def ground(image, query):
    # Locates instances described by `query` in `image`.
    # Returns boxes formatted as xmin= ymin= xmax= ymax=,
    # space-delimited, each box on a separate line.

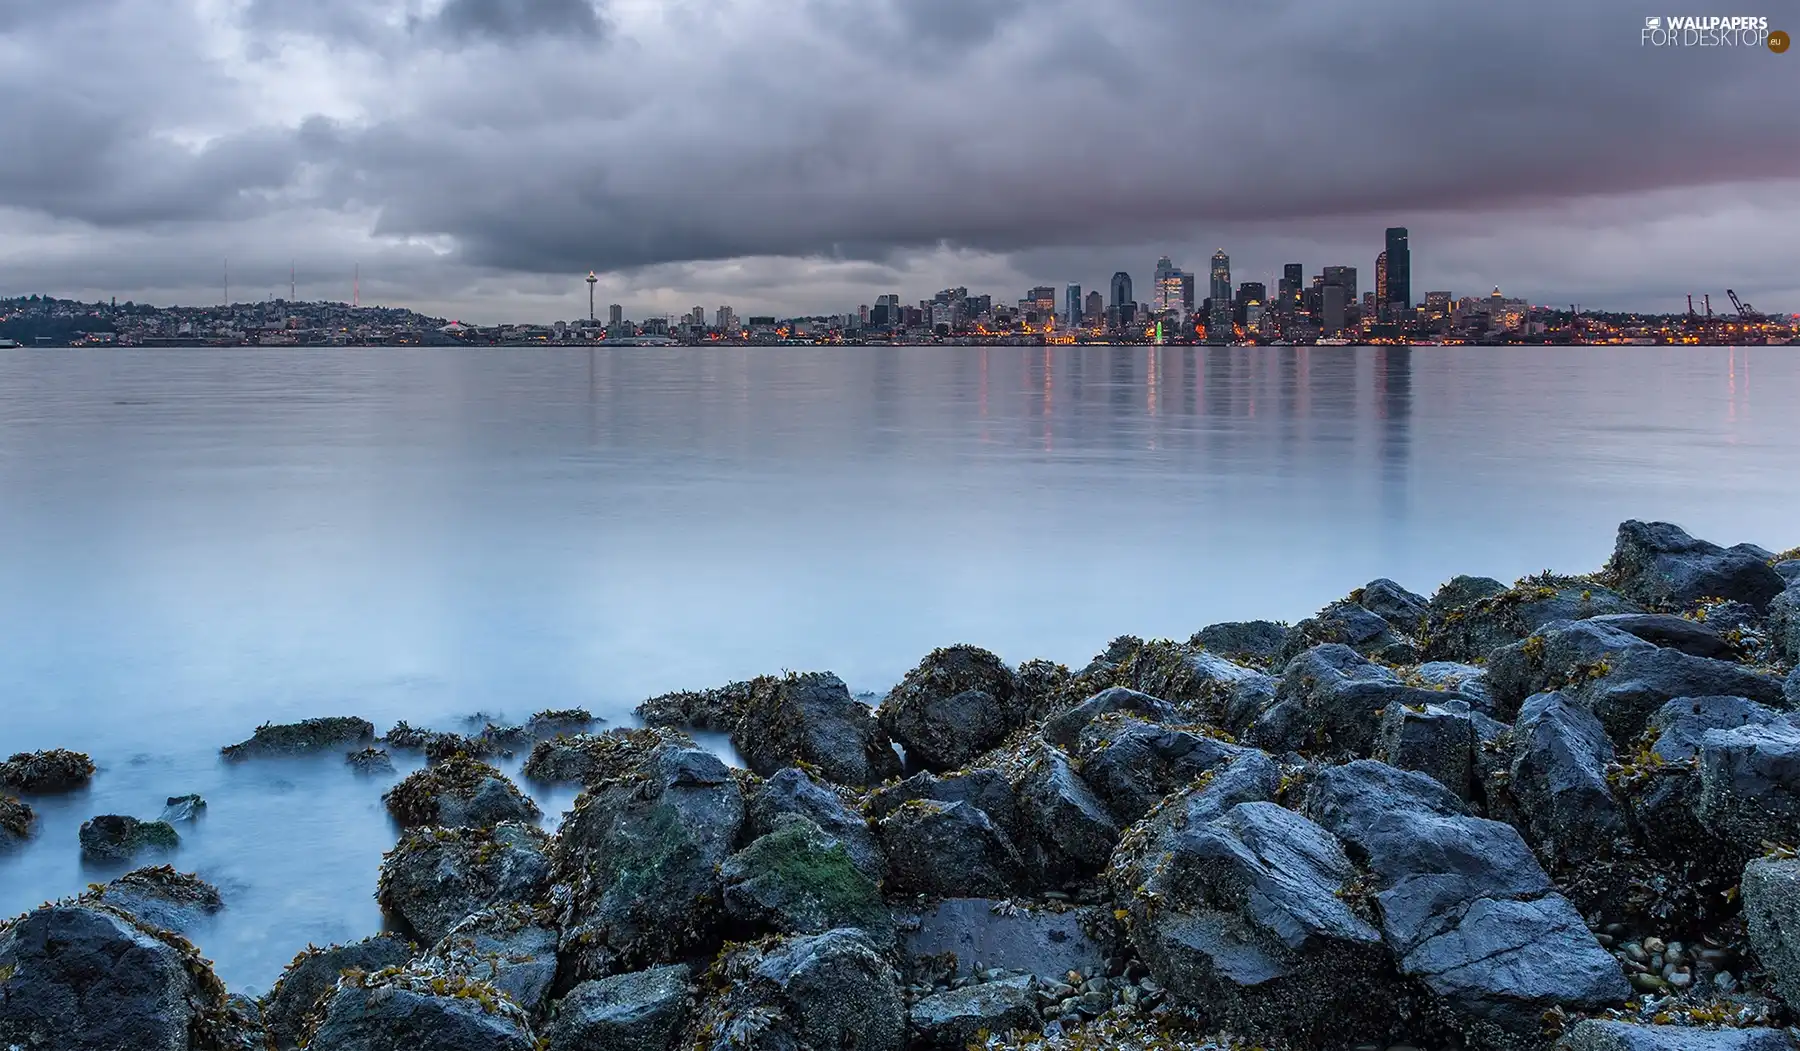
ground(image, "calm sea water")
xmin=0 ymin=344 xmax=1794 ymax=991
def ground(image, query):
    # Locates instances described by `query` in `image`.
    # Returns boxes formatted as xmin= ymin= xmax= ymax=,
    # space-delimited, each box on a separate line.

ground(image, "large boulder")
xmin=1507 ymin=692 xmax=1627 ymax=867
xmin=1111 ymin=797 xmax=1395 ymax=1047
xmin=1042 ymin=686 xmax=1178 ymax=748
xmin=1374 ymin=699 xmax=1479 ymax=800
xmin=383 ymin=756 xmax=540 ymax=830
xmin=1692 ymin=718 xmax=1800 ymax=857
xmin=1247 ymin=643 xmax=1455 ymax=757
xmin=0 ymin=902 xmax=241 ymax=1051
xmin=1571 ymin=647 xmax=1788 ymax=741
xmin=426 ymin=905 xmax=561 ymax=1017
xmin=1096 ymin=639 xmax=1271 ymax=721
xmin=521 ymin=726 xmax=693 ymax=787
xmin=1357 ymin=578 xmax=1432 ymax=633
xmin=1276 ymin=600 xmax=1419 ymax=666
xmin=1586 ymin=612 xmax=1738 ymax=658
xmin=554 ymin=744 xmax=744 ymax=978
xmin=78 ymin=814 xmax=179 ymax=863
xmin=303 ymin=963 xmax=536 ymax=1051
xmin=0 ymin=748 xmax=96 ymax=792
xmin=1191 ymin=620 xmax=1291 ymax=667
xmin=877 ymin=799 xmax=1028 ymax=898
xmin=1556 ymin=1020 xmax=1796 ymax=1050
xmin=897 ymin=898 xmax=1110 ymax=984
xmin=732 ymin=672 xmax=902 ymax=787
xmin=1421 ymin=575 xmax=1642 ymax=663
xmin=866 ymin=768 xmax=1022 ymax=844
xmin=1608 ymin=520 xmax=1787 ymax=612
xmin=721 ymin=815 xmax=891 ymax=941
xmin=686 ymin=928 xmax=904 ymax=1051
xmin=746 ymin=767 xmax=885 ymax=883
xmin=85 ymin=865 xmax=223 ymax=934
xmin=221 ymin=716 xmax=375 ymax=759
xmin=1305 ymin=761 xmax=1628 ymax=1045
xmin=1484 ymin=619 xmax=1658 ymax=718
xmin=1414 ymin=661 xmax=1494 ymax=710
xmin=1012 ymin=745 xmax=1118 ymax=884
xmin=261 ymin=934 xmax=416 ymax=1050
xmin=1772 ymin=585 xmax=1800 ymax=664
xmin=1742 ymin=856 xmax=1800 ymax=1014
xmin=543 ymin=964 xmax=693 ymax=1051
xmin=879 ymin=645 xmax=1023 ymax=771
xmin=907 ymin=975 xmax=1040 ymax=1049
xmin=1613 ymin=696 xmax=1785 ymax=869
xmin=1428 ymin=574 xmax=1510 ymax=617
xmin=378 ymin=822 xmax=553 ymax=944
xmin=636 ymin=677 xmax=766 ymax=731
xmin=1073 ymin=713 xmax=1257 ymax=823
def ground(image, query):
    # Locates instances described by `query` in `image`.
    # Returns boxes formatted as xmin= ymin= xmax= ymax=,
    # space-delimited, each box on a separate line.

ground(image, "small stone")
xmin=1665 ymin=970 xmax=1692 ymax=988
xmin=1715 ymin=970 xmax=1738 ymax=993
xmin=158 ymin=795 xmax=206 ymax=823
xmin=1623 ymin=941 xmax=1648 ymax=962
xmin=1630 ymin=972 xmax=1669 ymax=993
xmin=1643 ymin=936 xmax=1667 ymax=953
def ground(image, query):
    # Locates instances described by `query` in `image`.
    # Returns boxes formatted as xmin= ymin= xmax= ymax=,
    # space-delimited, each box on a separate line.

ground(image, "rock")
xmin=1484 ymin=619 xmax=1658 ymax=718
xmin=381 ymin=720 xmax=471 ymax=758
xmin=521 ymin=726 xmax=693 ymax=786
xmin=1421 ymin=575 xmax=1642 ymax=663
xmin=0 ymin=747 xmax=96 ymax=792
xmin=1042 ymin=686 xmax=1178 ymax=748
xmin=1277 ymin=599 xmax=1419 ymax=665
xmin=1111 ymin=798 xmax=1394 ymax=1047
xmin=879 ymin=645 xmax=1024 ymax=771
xmin=261 ymin=934 xmax=417 ymax=1050
xmin=378 ymin=821 xmax=553 ymax=944
xmin=1247 ymin=643 xmax=1453 ymax=757
xmin=1586 ymin=612 xmax=1738 ymax=658
xmin=524 ymin=707 xmax=598 ymax=737
xmin=908 ymin=975 xmax=1041 ymax=1048
xmin=1608 ymin=520 xmax=1788 ymax=611
xmin=866 ymin=768 xmax=1022 ymax=842
xmin=1413 ymin=661 xmax=1494 ymax=710
xmin=158 ymin=794 xmax=206 ymax=823
xmin=686 ymin=928 xmax=903 ymax=1051
xmin=555 ymin=744 xmax=745 ymax=978
xmin=1111 ymin=640 xmax=1271 ymax=719
xmin=1742 ymin=856 xmax=1800 ymax=1014
xmin=1305 ymin=760 xmax=1628 ymax=1044
xmin=1191 ymin=620 xmax=1291 ymax=667
xmin=1693 ymin=718 xmax=1800 ymax=857
xmin=221 ymin=716 xmax=375 ymax=759
xmin=1012 ymin=745 xmax=1118 ymax=884
xmin=0 ymin=902 xmax=241 ymax=1051
xmin=1772 ymin=586 xmax=1800 ymax=664
xmin=1613 ymin=696 xmax=1785 ymax=868
xmin=0 ymin=795 xmax=32 ymax=841
xmin=344 ymin=748 xmax=395 ymax=775
xmin=877 ymin=799 xmax=1028 ymax=898
xmin=1777 ymin=560 xmax=1800 ymax=585
xmin=732 ymin=672 xmax=902 ymax=788
xmin=303 ymin=962 xmax=536 ymax=1051
xmin=1555 ymin=1020 xmax=1797 ymax=1050
xmin=1073 ymin=713 xmax=1257 ymax=823
xmin=78 ymin=814 xmax=179 ymax=863
xmin=1013 ymin=658 xmax=1074 ymax=722
xmin=1507 ymin=692 xmax=1627 ymax=867
xmin=1359 ymin=578 xmax=1432 ymax=632
xmin=1573 ymin=647 xmax=1788 ymax=741
xmin=427 ymin=905 xmax=560 ymax=1017
xmin=383 ymin=755 xmax=540 ymax=829
xmin=1374 ymin=699 xmax=1478 ymax=800
xmin=1430 ymin=574 xmax=1511 ymax=614
xmin=721 ymin=815 xmax=892 ymax=940
xmin=86 ymin=865 xmax=223 ymax=933
xmin=746 ymin=767 xmax=885 ymax=883
xmin=1789 ymin=666 xmax=1800 ymax=707
xmin=897 ymin=898 xmax=1110 ymax=983
xmin=543 ymin=964 xmax=692 ymax=1051
xmin=637 ymin=676 xmax=767 ymax=731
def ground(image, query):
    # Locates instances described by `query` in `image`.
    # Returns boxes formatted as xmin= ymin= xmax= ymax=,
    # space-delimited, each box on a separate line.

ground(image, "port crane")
xmin=1726 ymin=289 xmax=1759 ymax=321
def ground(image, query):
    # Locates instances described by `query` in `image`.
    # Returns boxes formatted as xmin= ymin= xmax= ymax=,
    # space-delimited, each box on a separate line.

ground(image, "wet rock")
xmin=1014 ymin=658 xmax=1074 ymax=722
xmin=1111 ymin=797 xmax=1394 ymax=1047
xmin=1555 ymin=1019 xmax=1796 ymax=1050
xmin=381 ymin=720 xmax=464 ymax=756
xmin=1586 ymin=612 xmax=1738 ymax=658
xmin=383 ymin=755 xmax=540 ymax=829
xmin=1374 ymin=698 xmax=1478 ymax=800
xmin=1013 ymin=745 xmax=1118 ymax=884
xmin=303 ymin=962 xmax=537 ymax=1051
xmin=78 ymin=814 xmax=179 ymax=863
xmin=721 ymin=815 xmax=892 ymax=941
xmin=879 ymin=645 xmax=1024 ymax=771
xmin=1358 ymin=578 xmax=1432 ymax=633
xmin=554 ymin=744 xmax=744 ymax=978
xmin=1608 ymin=520 xmax=1788 ymax=612
xmin=1420 ymin=575 xmax=1641 ymax=663
xmin=1073 ymin=713 xmax=1257 ymax=823
xmin=1789 ymin=666 xmax=1800 ymax=707
xmin=1572 ymin=647 xmax=1787 ymax=741
xmin=1115 ymin=641 xmax=1271 ymax=716
xmin=524 ymin=707 xmax=598 ymax=737
xmin=87 ymin=865 xmax=223 ymax=933
xmin=878 ymin=799 xmax=1029 ymax=898
xmin=378 ymin=821 xmax=553 ymax=944
xmin=344 ymin=747 xmax=395 ymax=775
xmin=521 ymin=726 xmax=693 ymax=787
xmin=426 ymin=904 xmax=560 ymax=1017
xmin=1508 ymin=692 xmax=1626 ymax=867
xmin=158 ymin=793 xmax=206 ymax=823
xmin=1305 ymin=760 xmax=1628 ymax=1045
xmin=1484 ymin=619 xmax=1657 ymax=718
xmin=637 ymin=676 xmax=768 ymax=732
xmin=747 ymin=767 xmax=885 ymax=882
xmin=1042 ymin=686 xmax=1178 ymax=749
xmin=1778 ymin=560 xmax=1800 ymax=585
xmin=1191 ymin=619 xmax=1291 ymax=667
xmin=543 ymin=964 xmax=692 ymax=1051
xmin=866 ymin=768 xmax=1022 ymax=843
xmin=1742 ymin=856 xmax=1800 ymax=1014
xmin=1414 ymin=661 xmax=1494 ymax=710
xmin=1772 ymin=585 xmax=1800 ymax=664
xmin=1613 ymin=696 xmax=1784 ymax=866
xmin=1693 ymin=717 xmax=1800 ymax=857
xmin=898 ymin=898 xmax=1110 ymax=983
xmin=261 ymin=934 xmax=416 ymax=1050
xmin=1429 ymin=574 xmax=1510 ymax=615
xmin=732 ymin=672 xmax=902 ymax=788
xmin=1247 ymin=643 xmax=1453 ymax=757
xmin=0 ymin=747 xmax=96 ymax=792
xmin=1277 ymin=599 xmax=1420 ymax=665
xmin=0 ymin=795 xmax=32 ymax=841
xmin=686 ymin=928 xmax=903 ymax=1051
xmin=221 ymin=716 xmax=375 ymax=759
xmin=0 ymin=902 xmax=241 ymax=1051
xmin=908 ymin=975 xmax=1041 ymax=1049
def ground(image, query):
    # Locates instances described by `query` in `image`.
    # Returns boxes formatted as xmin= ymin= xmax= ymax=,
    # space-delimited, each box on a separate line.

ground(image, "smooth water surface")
xmin=1 ymin=344 xmax=1794 ymax=990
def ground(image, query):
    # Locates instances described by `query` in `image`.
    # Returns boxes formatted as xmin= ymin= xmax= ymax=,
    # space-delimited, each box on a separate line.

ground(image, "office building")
xmin=1065 ymin=284 xmax=1082 ymax=326
xmin=1084 ymin=289 xmax=1103 ymax=323
xmin=1152 ymin=256 xmax=1186 ymax=316
xmin=1180 ymin=273 xmax=1196 ymax=314
xmin=1110 ymin=272 xmax=1133 ymax=310
xmin=1282 ymin=264 xmax=1303 ymax=312
xmin=1384 ymin=227 xmax=1410 ymax=318
xmin=1322 ymin=266 xmax=1357 ymax=308
xmin=1235 ymin=281 xmax=1266 ymax=326
xmin=1425 ymin=291 xmax=1452 ymax=320
xmin=1375 ymin=252 xmax=1388 ymax=321
xmin=1322 ymin=284 xmax=1347 ymax=334
xmin=607 ymin=303 xmax=623 ymax=327
xmin=1208 ymin=251 xmax=1231 ymax=343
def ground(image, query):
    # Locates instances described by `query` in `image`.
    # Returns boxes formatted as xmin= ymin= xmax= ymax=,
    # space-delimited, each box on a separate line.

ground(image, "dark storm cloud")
xmin=0 ymin=0 xmax=1797 ymax=315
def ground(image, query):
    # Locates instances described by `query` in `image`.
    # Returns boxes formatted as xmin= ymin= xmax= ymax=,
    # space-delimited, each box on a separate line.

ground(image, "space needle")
xmin=586 ymin=271 xmax=598 ymax=324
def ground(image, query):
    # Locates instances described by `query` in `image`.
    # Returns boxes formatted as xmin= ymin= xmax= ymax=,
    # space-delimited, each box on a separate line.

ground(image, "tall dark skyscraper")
xmin=1110 ymin=272 xmax=1134 ymax=310
xmin=1207 ymin=251 xmax=1231 ymax=343
xmin=1384 ymin=227 xmax=1410 ymax=317
xmin=1065 ymin=283 xmax=1082 ymax=326
xmin=1282 ymin=263 xmax=1303 ymax=312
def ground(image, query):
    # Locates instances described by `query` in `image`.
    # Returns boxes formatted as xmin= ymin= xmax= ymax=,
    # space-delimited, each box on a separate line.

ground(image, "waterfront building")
xmin=1375 ymin=252 xmax=1389 ymax=321
xmin=1282 ymin=264 xmax=1303 ymax=313
xmin=1065 ymin=283 xmax=1082 ymax=326
xmin=1234 ymin=281 xmax=1266 ymax=326
xmin=1180 ymin=273 xmax=1196 ymax=314
xmin=1084 ymin=290 xmax=1104 ymax=323
xmin=1110 ymin=272 xmax=1134 ymax=310
xmin=1425 ymin=291 xmax=1452 ymax=320
xmin=716 ymin=305 xmax=738 ymax=331
xmin=607 ymin=303 xmax=623 ymax=327
xmin=1208 ymin=251 xmax=1231 ymax=343
xmin=1152 ymin=256 xmax=1186 ymax=316
xmin=1322 ymin=266 xmax=1357 ymax=308
xmin=1385 ymin=227 xmax=1411 ymax=319
xmin=1322 ymin=285 xmax=1347 ymax=334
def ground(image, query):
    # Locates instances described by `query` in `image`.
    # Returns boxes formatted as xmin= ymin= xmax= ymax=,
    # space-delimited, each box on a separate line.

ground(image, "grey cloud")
xmin=416 ymin=0 xmax=606 ymax=42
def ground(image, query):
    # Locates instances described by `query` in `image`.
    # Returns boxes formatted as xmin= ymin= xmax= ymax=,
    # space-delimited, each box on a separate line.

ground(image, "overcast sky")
xmin=1 ymin=0 xmax=1796 ymax=323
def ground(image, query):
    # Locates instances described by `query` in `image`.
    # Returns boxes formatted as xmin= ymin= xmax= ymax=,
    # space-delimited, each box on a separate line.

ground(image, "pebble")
xmin=1643 ymin=936 xmax=1667 ymax=954
xmin=1666 ymin=971 xmax=1693 ymax=989
xmin=1622 ymin=942 xmax=1648 ymax=963
xmin=1715 ymin=971 xmax=1739 ymax=993
xmin=1631 ymin=973 xmax=1670 ymax=993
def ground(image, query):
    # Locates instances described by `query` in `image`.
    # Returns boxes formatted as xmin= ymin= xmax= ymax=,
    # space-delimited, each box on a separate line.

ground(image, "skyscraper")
xmin=1152 ymin=256 xmax=1185 ymax=316
xmin=607 ymin=303 xmax=623 ymax=327
xmin=1322 ymin=285 xmax=1347 ymax=335
xmin=1283 ymin=264 xmax=1303 ymax=312
xmin=1322 ymin=266 xmax=1357 ymax=307
xmin=1065 ymin=283 xmax=1082 ymax=326
xmin=1180 ymin=273 xmax=1195 ymax=314
xmin=1207 ymin=251 xmax=1231 ymax=343
xmin=1234 ymin=282 xmax=1266 ymax=326
xmin=1384 ymin=227 xmax=1410 ymax=320
xmin=1110 ymin=272 xmax=1133 ymax=310
xmin=1084 ymin=290 xmax=1103 ymax=322
xmin=1375 ymin=252 xmax=1389 ymax=321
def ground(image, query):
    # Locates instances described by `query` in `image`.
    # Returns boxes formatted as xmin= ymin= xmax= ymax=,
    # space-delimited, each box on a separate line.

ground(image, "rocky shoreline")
xmin=4 ymin=519 xmax=1800 ymax=1050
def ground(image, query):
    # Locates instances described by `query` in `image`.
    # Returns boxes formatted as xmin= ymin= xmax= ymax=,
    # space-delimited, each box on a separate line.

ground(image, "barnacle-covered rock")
xmin=1742 ymin=855 xmax=1800 ymax=1014
xmin=1010 ymin=744 xmax=1118 ymax=885
xmin=1506 ymin=691 xmax=1627 ymax=868
xmin=685 ymin=928 xmax=903 ymax=1051
xmin=1606 ymin=519 xmax=1788 ymax=612
xmin=0 ymin=794 xmax=32 ymax=841
xmin=637 ymin=676 xmax=769 ymax=732
xmin=1571 ymin=646 xmax=1787 ymax=741
xmin=221 ymin=716 xmax=375 ymax=759
xmin=378 ymin=821 xmax=553 ymax=944
xmin=732 ymin=672 xmax=901 ymax=788
xmin=878 ymin=645 xmax=1024 ymax=771
xmin=1420 ymin=573 xmax=1641 ymax=663
xmin=907 ymin=975 xmax=1041 ymax=1049
xmin=301 ymin=960 xmax=537 ymax=1051
xmin=1190 ymin=619 xmax=1291 ymax=667
xmin=1244 ymin=643 xmax=1461 ymax=757
xmin=424 ymin=904 xmax=560 ymax=1018
xmin=261 ymin=934 xmax=416 ymax=1050
xmin=1555 ymin=1019 xmax=1795 ymax=1050
xmin=1073 ymin=712 xmax=1258 ymax=823
xmin=84 ymin=865 xmax=222 ymax=934
xmin=543 ymin=964 xmax=693 ymax=1051
xmin=1276 ymin=598 xmax=1419 ymax=665
xmin=1484 ymin=619 xmax=1657 ymax=718
xmin=383 ymin=755 xmax=540 ymax=829
xmin=1373 ymin=697 xmax=1479 ymax=800
xmin=0 ymin=747 xmax=96 ymax=791
xmin=877 ymin=798 xmax=1028 ymax=898
xmin=521 ymin=726 xmax=693 ymax=786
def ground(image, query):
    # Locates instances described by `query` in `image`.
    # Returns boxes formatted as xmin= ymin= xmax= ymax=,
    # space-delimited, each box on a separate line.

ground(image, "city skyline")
xmin=1 ymin=1 xmax=1797 ymax=323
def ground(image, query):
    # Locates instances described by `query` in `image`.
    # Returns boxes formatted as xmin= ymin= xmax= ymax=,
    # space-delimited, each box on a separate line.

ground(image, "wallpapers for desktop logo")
xmin=1641 ymin=14 xmax=1777 ymax=47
